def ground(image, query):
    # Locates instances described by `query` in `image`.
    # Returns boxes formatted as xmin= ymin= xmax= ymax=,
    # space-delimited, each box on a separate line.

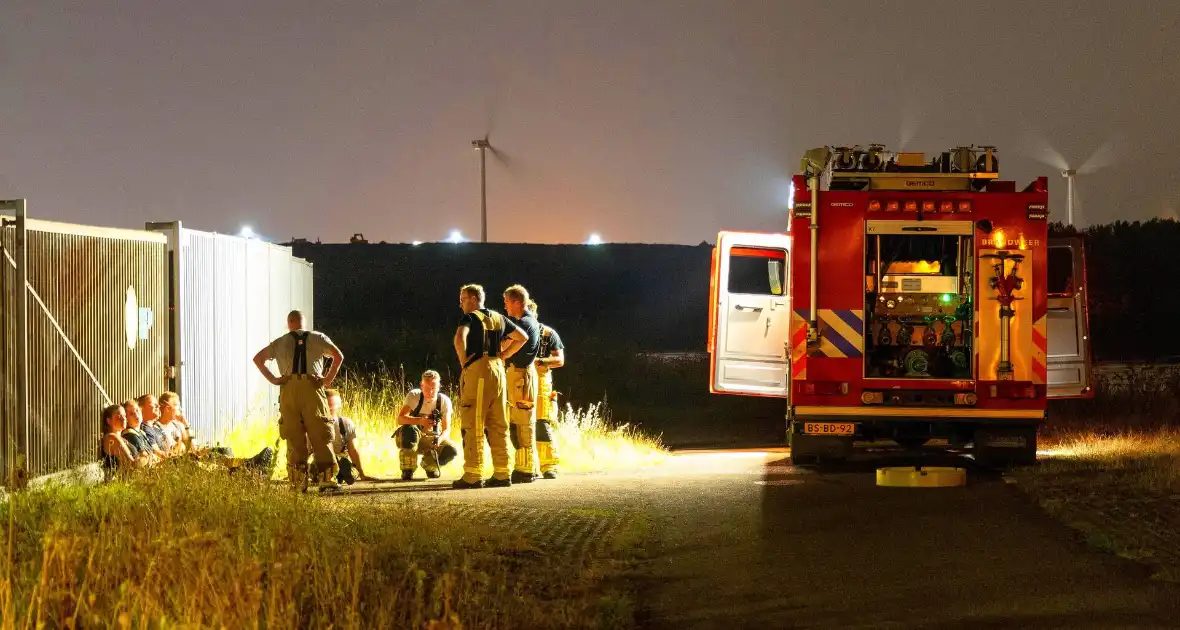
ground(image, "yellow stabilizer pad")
xmin=876 ymin=466 xmax=966 ymax=488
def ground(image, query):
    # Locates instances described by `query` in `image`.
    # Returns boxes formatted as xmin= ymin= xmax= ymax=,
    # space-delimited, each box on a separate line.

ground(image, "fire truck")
xmin=707 ymin=144 xmax=1093 ymax=467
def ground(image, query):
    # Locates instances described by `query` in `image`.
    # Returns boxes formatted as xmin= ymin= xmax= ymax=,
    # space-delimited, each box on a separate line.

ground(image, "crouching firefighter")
xmin=530 ymin=300 xmax=566 ymax=479
xmin=324 ymin=388 xmax=375 ymax=484
xmin=252 ymin=309 xmax=345 ymax=492
xmin=393 ymin=370 xmax=459 ymax=480
xmin=453 ymin=283 xmax=527 ymax=489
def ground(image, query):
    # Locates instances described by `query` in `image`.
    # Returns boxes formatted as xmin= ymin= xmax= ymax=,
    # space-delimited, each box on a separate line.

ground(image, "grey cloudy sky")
xmin=3 ymin=1 xmax=1178 ymax=244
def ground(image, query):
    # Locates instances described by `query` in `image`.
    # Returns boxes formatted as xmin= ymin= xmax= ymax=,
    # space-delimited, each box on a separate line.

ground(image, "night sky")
xmin=3 ymin=1 xmax=1178 ymax=244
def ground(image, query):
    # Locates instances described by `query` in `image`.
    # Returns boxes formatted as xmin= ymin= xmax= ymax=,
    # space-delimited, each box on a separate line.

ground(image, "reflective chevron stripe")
xmin=816 ymin=309 xmax=864 ymax=358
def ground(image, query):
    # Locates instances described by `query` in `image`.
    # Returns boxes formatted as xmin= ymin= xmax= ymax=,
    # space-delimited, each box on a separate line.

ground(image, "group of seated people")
xmin=100 ymin=391 xmax=274 ymax=478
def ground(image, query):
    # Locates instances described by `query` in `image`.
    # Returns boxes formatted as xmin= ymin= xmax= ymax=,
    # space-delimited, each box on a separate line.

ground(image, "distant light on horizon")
xmin=447 ymin=230 xmax=465 ymax=244
xmin=586 ymin=233 xmax=604 ymax=245
xmin=411 ymin=240 xmax=423 ymax=246
xmin=239 ymin=225 xmax=255 ymax=239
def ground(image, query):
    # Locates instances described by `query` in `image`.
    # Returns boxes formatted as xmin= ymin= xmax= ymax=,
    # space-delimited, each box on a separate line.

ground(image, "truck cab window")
xmin=728 ymin=248 xmax=786 ymax=295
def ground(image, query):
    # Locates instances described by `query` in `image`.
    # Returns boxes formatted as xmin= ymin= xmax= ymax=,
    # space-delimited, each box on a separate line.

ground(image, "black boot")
xmin=401 ymin=469 xmax=415 ymax=481
xmin=511 ymin=470 xmax=537 ymax=484
xmin=452 ymin=478 xmax=484 ymax=489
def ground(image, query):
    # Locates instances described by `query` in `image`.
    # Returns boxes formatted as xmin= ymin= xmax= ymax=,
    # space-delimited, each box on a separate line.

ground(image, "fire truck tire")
xmin=973 ymin=424 xmax=1037 ymax=469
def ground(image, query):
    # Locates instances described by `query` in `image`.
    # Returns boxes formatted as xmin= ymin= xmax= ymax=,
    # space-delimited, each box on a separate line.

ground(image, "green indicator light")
xmin=940 ymin=293 xmax=953 ymax=303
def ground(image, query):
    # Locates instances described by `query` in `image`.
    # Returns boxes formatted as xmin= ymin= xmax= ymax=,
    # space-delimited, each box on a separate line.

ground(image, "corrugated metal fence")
xmin=0 ymin=211 xmax=313 ymax=484
xmin=1 ymin=217 xmax=168 ymax=478
xmin=148 ymin=222 xmax=314 ymax=445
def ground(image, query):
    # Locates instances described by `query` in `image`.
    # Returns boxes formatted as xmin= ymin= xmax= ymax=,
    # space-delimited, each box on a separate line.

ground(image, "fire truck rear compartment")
xmin=864 ymin=227 xmax=974 ymax=380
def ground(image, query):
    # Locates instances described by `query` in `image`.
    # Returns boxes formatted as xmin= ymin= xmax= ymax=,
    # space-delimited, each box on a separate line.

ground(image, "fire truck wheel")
xmin=972 ymin=424 xmax=1037 ymax=469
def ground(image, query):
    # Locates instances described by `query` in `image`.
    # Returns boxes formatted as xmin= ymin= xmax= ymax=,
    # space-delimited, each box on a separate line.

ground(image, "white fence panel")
xmin=178 ymin=229 xmax=217 ymax=441
xmin=151 ymin=222 xmax=314 ymax=444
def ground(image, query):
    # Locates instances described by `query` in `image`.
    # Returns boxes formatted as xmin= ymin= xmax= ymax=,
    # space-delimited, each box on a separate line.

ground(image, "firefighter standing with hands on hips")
xmin=501 ymin=285 xmax=542 ymax=483
xmin=252 ymin=309 xmax=345 ymax=492
xmin=393 ymin=370 xmax=459 ymax=480
xmin=529 ymin=299 xmax=565 ymax=479
xmin=453 ymin=283 xmax=527 ymax=489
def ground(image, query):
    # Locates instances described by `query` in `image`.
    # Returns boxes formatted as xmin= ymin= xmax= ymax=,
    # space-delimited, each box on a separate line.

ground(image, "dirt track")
xmin=341 ymin=449 xmax=1180 ymax=629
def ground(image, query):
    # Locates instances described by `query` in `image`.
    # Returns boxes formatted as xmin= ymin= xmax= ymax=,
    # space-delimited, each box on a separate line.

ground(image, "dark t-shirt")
xmin=121 ymin=428 xmax=152 ymax=458
xmin=459 ymin=308 xmax=522 ymax=362
xmin=538 ymin=324 xmax=565 ymax=358
xmin=141 ymin=423 xmax=168 ymax=451
xmin=506 ymin=312 xmax=541 ymax=368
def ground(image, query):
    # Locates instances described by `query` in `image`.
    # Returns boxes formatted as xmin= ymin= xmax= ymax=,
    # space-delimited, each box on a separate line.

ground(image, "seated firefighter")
xmin=393 ymin=370 xmax=459 ymax=480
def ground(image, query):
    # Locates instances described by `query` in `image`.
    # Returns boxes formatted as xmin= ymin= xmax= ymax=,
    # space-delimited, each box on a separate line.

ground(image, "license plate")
xmin=803 ymin=422 xmax=855 ymax=436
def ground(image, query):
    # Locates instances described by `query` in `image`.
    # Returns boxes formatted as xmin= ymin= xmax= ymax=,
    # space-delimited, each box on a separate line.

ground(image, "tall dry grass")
xmin=1038 ymin=365 xmax=1180 ymax=492
xmin=222 ymin=365 xmax=669 ymax=480
xmin=0 ymin=460 xmax=633 ymax=629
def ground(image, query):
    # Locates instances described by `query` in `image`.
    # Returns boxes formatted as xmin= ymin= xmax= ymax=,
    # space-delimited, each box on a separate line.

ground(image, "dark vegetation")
xmin=292 ymin=241 xmax=783 ymax=447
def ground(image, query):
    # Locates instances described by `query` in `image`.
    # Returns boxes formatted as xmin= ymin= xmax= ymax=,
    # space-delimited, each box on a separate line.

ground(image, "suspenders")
xmin=290 ymin=331 xmax=311 ymax=374
xmin=411 ymin=392 xmax=443 ymax=432
xmin=538 ymin=325 xmax=551 ymax=358
xmin=411 ymin=392 xmax=441 ymax=416
xmin=465 ymin=310 xmax=504 ymax=368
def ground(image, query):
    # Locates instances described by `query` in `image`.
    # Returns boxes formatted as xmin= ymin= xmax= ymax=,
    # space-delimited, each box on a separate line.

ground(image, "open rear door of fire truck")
xmin=1046 ymin=236 xmax=1094 ymax=398
xmin=708 ymin=231 xmax=792 ymax=397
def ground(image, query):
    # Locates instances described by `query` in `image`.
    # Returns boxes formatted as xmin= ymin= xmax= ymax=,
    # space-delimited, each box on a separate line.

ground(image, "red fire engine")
xmin=707 ymin=145 xmax=1093 ymax=467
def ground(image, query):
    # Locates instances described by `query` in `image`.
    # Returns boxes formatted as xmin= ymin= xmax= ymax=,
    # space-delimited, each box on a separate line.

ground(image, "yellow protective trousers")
xmin=394 ymin=424 xmax=455 ymax=474
xmin=278 ymin=376 xmax=338 ymax=490
xmin=507 ymin=364 xmax=539 ymax=474
xmin=536 ymin=366 xmax=561 ymax=473
xmin=458 ymin=356 xmax=510 ymax=482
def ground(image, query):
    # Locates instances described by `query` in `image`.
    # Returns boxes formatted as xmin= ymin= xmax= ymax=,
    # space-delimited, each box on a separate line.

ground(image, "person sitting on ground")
xmin=159 ymin=391 xmax=235 ymax=458
xmin=139 ymin=393 xmax=274 ymax=473
xmin=393 ymin=370 xmax=459 ymax=481
xmin=101 ymin=404 xmax=154 ymax=478
xmin=123 ymin=399 xmax=169 ymax=460
xmin=319 ymin=389 xmax=376 ymax=484
xmin=158 ymin=391 xmax=195 ymax=451
xmin=139 ymin=394 xmax=183 ymax=455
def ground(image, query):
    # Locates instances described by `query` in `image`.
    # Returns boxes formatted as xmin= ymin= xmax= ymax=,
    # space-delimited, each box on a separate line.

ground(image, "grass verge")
xmin=222 ymin=366 xmax=670 ymax=481
xmin=1011 ymin=368 xmax=1180 ymax=581
xmin=0 ymin=459 xmax=648 ymax=629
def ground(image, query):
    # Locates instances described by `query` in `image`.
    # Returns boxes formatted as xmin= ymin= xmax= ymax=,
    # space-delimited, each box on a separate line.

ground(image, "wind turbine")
xmin=1022 ymin=128 xmax=1120 ymax=227
xmin=470 ymin=133 xmax=515 ymax=243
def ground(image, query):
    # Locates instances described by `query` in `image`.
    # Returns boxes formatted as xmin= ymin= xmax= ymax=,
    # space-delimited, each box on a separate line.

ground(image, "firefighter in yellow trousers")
xmin=530 ymin=300 xmax=565 ymax=479
xmin=394 ymin=370 xmax=459 ymax=480
xmin=502 ymin=285 xmax=542 ymax=483
xmin=252 ymin=310 xmax=345 ymax=492
xmin=453 ymin=284 xmax=527 ymax=489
